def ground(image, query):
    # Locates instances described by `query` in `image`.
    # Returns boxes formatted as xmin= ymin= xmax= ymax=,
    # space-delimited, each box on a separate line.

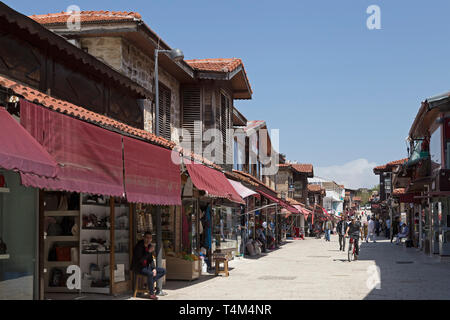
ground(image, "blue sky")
xmin=6 ymin=0 xmax=450 ymax=187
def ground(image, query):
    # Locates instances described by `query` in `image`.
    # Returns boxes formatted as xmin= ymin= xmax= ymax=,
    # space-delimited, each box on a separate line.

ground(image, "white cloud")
xmin=314 ymin=158 xmax=379 ymax=189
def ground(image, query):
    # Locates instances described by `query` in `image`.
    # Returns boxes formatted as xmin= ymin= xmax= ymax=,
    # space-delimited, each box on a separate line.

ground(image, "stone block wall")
xmin=79 ymin=36 xmax=181 ymax=142
xmin=80 ymin=37 xmax=122 ymax=71
xmin=121 ymin=38 xmax=181 ymax=142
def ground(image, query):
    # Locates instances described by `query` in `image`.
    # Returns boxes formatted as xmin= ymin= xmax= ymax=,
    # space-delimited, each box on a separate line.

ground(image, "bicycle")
xmin=347 ymin=237 xmax=358 ymax=262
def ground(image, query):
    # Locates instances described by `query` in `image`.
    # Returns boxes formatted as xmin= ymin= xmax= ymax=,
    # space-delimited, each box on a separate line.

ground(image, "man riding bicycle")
xmin=345 ymin=216 xmax=363 ymax=260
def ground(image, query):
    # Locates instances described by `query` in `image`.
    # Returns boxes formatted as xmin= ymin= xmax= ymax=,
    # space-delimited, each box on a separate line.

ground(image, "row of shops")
xmin=0 ymin=96 xmax=321 ymax=299
xmin=0 ymin=2 xmax=333 ymax=300
xmin=372 ymin=92 xmax=450 ymax=257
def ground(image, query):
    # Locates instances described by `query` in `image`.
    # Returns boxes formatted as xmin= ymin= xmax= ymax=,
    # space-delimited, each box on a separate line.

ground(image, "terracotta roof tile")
xmin=244 ymin=120 xmax=266 ymax=132
xmin=286 ymin=197 xmax=305 ymax=206
xmin=279 ymin=163 xmax=314 ymax=175
xmin=373 ymin=158 xmax=408 ymax=173
xmin=185 ymin=58 xmax=243 ymax=73
xmin=232 ymin=170 xmax=277 ymax=194
xmin=224 ymin=171 xmax=258 ymax=186
xmin=387 ymin=158 xmax=408 ymax=167
xmin=307 ymin=184 xmax=323 ymax=193
xmin=393 ymin=188 xmax=406 ymax=195
xmin=29 ymin=11 xmax=142 ymax=25
xmin=186 ymin=58 xmax=252 ymax=95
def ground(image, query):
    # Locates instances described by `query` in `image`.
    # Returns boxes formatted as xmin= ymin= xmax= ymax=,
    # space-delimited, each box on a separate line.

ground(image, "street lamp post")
xmin=154 ymin=47 xmax=184 ymax=291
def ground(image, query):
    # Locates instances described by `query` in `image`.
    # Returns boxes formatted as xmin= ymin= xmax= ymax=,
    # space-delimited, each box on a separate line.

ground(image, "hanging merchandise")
xmin=204 ymin=205 xmax=212 ymax=250
xmin=0 ymin=174 xmax=5 ymax=188
xmin=57 ymin=194 xmax=69 ymax=211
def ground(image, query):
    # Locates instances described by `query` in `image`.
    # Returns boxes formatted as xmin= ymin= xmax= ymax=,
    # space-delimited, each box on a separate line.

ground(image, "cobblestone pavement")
xmin=150 ymin=234 xmax=450 ymax=300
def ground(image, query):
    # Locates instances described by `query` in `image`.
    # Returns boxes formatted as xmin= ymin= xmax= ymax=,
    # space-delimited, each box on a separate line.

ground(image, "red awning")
xmin=258 ymin=190 xmax=299 ymax=214
xmin=0 ymin=107 xmax=58 ymax=178
xmin=294 ymin=204 xmax=311 ymax=217
xmin=184 ymin=161 xmax=244 ymax=204
xmin=123 ymin=136 xmax=181 ymax=205
xmin=20 ymin=100 xmax=125 ymax=197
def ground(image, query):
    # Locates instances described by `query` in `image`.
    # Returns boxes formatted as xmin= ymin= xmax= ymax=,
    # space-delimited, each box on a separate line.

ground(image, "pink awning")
xmin=123 ymin=136 xmax=181 ymax=205
xmin=227 ymin=179 xmax=258 ymax=199
xmin=185 ymin=161 xmax=244 ymax=204
xmin=258 ymin=190 xmax=299 ymax=214
xmin=0 ymin=107 xmax=58 ymax=178
xmin=293 ymin=205 xmax=311 ymax=217
xmin=20 ymin=100 xmax=125 ymax=197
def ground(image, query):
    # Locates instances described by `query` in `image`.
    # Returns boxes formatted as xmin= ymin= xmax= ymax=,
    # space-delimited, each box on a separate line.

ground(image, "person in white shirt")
xmin=366 ymin=216 xmax=376 ymax=243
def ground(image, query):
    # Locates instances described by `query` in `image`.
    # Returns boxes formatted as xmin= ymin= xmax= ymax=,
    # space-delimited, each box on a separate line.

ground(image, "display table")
xmin=165 ymin=256 xmax=201 ymax=281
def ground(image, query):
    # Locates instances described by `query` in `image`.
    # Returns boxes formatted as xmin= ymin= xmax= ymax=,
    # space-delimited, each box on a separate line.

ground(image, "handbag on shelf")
xmin=56 ymin=246 xmax=72 ymax=262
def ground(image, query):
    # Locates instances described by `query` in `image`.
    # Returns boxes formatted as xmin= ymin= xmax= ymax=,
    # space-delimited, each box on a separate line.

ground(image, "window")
xmin=181 ymin=87 xmax=201 ymax=152
xmin=158 ymin=84 xmax=171 ymax=140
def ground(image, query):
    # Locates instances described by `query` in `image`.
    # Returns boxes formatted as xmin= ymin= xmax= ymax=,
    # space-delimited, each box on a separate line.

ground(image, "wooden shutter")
xmin=182 ymin=87 xmax=201 ymax=152
xmin=220 ymin=93 xmax=231 ymax=165
xmin=158 ymin=84 xmax=171 ymax=140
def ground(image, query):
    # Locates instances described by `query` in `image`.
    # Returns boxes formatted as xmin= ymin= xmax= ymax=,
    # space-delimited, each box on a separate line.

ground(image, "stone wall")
xmin=79 ymin=36 xmax=181 ymax=142
xmin=275 ymin=170 xmax=290 ymax=195
xmin=80 ymin=37 xmax=122 ymax=71
xmin=121 ymin=38 xmax=181 ymax=141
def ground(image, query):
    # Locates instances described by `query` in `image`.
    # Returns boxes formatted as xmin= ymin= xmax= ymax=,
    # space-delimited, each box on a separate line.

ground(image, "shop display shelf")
xmin=46 ymin=261 xmax=75 ymax=267
xmin=45 ymin=286 xmax=78 ymax=293
xmin=0 ymin=254 xmax=10 ymax=260
xmin=45 ymin=235 xmax=79 ymax=241
xmin=44 ymin=210 xmax=80 ymax=217
xmin=82 ymin=227 xmax=110 ymax=230
xmin=0 ymin=187 xmax=10 ymax=193
xmin=83 ymin=286 xmax=110 ymax=294
xmin=81 ymin=251 xmax=110 ymax=255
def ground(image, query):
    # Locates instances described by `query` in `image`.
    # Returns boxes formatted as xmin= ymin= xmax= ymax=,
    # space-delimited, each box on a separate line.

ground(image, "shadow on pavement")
xmin=357 ymin=236 xmax=450 ymax=300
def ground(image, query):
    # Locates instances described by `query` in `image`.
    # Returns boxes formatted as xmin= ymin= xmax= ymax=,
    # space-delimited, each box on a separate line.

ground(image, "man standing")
xmin=336 ymin=216 xmax=347 ymax=251
xmin=324 ymin=219 xmax=332 ymax=242
xmin=367 ymin=216 xmax=376 ymax=243
xmin=131 ymin=232 xmax=167 ymax=300
xmin=391 ymin=216 xmax=400 ymax=243
xmin=385 ymin=217 xmax=391 ymax=238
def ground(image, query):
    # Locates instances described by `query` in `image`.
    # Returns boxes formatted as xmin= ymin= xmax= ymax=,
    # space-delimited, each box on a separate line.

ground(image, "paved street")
xmin=154 ymin=234 xmax=450 ymax=300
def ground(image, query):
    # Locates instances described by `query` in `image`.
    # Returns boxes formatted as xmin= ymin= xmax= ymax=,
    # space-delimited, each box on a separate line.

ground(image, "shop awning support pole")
xmin=155 ymin=206 xmax=163 ymax=290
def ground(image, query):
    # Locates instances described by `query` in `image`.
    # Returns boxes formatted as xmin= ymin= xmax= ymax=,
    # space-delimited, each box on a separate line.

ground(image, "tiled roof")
xmin=185 ymin=58 xmax=243 ymax=73
xmin=353 ymin=197 xmax=362 ymax=202
xmin=0 ymin=74 xmax=224 ymax=171
xmin=373 ymin=158 xmax=408 ymax=173
xmin=393 ymin=188 xmax=406 ymax=195
xmin=244 ymin=120 xmax=266 ymax=132
xmin=29 ymin=11 xmax=142 ymax=25
xmin=279 ymin=163 xmax=314 ymax=175
xmin=186 ymin=58 xmax=253 ymax=96
xmin=224 ymin=171 xmax=258 ymax=187
xmin=387 ymin=158 xmax=408 ymax=167
xmin=307 ymin=184 xmax=323 ymax=193
xmin=286 ymin=197 xmax=305 ymax=206
xmin=232 ymin=170 xmax=277 ymax=194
